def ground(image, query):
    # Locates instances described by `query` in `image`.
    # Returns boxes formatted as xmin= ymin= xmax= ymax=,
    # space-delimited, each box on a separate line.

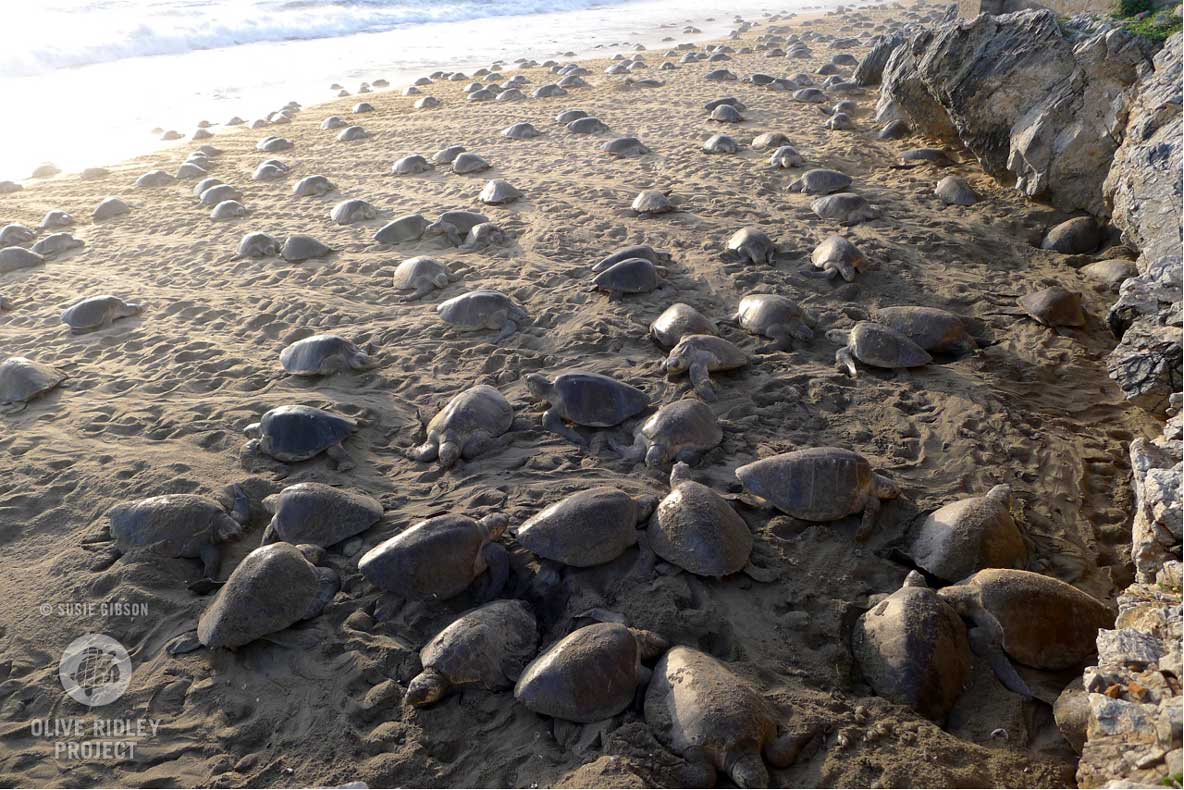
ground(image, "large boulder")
xmin=855 ymin=31 xmax=906 ymax=86
xmin=878 ymin=10 xmax=1154 ymax=214
xmin=1105 ymin=256 xmax=1182 ymax=416
xmin=1104 ymin=32 xmax=1182 ymax=263
xmin=1128 ymin=409 xmax=1182 ymax=582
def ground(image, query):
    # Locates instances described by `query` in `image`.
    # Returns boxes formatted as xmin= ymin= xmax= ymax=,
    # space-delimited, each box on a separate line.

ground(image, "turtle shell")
xmin=593 ymin=259 xmax=661 ymax=293
xmin=736 ymin=294 xmax=808 ymax=337
xmin=280 ymin=234 xmax=332 ymax=262
xmin=873 ymin=306 xmax=974 ymax=355
xmin=650 ymin=303 xmax=716 ymax=348
xmin=425 ymin=385 xmax=514 ymax=441
xmin=0 ymin=247 xmax=45 ymax=274
xmin=848 ymin=321 xmax=932 ymax=368
xmin=632 ymin=190 xmax=673 ymax=214
xmin=789 ymin=168 xmax=851 ymax=195
xmin=639 ymin=399 xmax=722 ymax=456
xmin=1017 ymin=287 xmax=1085 ymax=327
xmin=61 ymin=295 xmax=137 ymax=332
xmin=419 ymin=600 xmax=538 ymax=691
xmin=909 ymin=486 xmax=1025 ymax=582
xmin=517 ymin=487 xmax=644 ymax=566
xmin=852 ymin=584 xmax=972 ymax=721
xmin=110 ymin=494 xmax=241 ymax=558
xmin=393 ymin=257 xmax=450 ymax=290
xmin=811 ymin=193 xmax=879 ymax=224
xmin=736 ymin=447 xmax=873 ymax=521
xmin=265 ymin=482 xmax=382 ymax=546
xmin=649 ymin=480 xmax=752 ymax=576
xmin=374 ymin=214 xmax=429 ymax=244
xmin=358 ymin=514 xmax=490 ymax=599
xmin=197 ymin=543 xmax=319 ymax=649
xmin=594 ymin=245 xmax=664 ymax=273
xmin=436 ymin=290 xmax=524 ymax=330
xmin=256 ymin=405 xmax=356 ymax=461
xmin=514 ymin=623 xmax=642 ymax=722
xmin=551 ymin=372 xmax=649 ymax=426
xmin=0 ymin=357 xmax=65 ymax=404
xmin=279 ymin=334 xmax=370 ymax=375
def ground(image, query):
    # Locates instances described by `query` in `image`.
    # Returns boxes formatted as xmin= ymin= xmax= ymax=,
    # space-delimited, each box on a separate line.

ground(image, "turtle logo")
xmin=58 ymin=634 xmax=132 ymax=707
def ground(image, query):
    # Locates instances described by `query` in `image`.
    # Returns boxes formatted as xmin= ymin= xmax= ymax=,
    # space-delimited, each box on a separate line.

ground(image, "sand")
xmin=0 ymin=2 xmax=1164 ymax=787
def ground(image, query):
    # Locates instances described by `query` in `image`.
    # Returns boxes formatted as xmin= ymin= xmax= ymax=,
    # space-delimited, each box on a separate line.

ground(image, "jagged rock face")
xmin=1105 ymin=257 xmax=1183 ymax=416
xmin=878 ymin=10 xmax=1154 ymax=214
xmin=1104 ymin=32 xmax=1182 ymax=263
xmin=854 ymin=31 xmax=906 ymax=85
xmin=1128 ymin=412 xmax=1182 ymax=581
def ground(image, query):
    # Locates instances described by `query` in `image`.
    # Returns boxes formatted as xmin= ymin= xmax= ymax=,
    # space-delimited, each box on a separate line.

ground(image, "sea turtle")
xmin=31 ymin=233 xmax=84 ymax=258
xmin=393 ymin=155 xmax=432 ymax=175
xmin=1017 ymin=286 xmax=1086 ymax=328
xmin=710 ymin=104 xmax=744 ymax=122
xmin=0 ymin=224 xmax=35 ymax=245
xmin=703 ymin=97 xmax=744 ymax=112
xmin=428 ymin=210 xmax=489 ymax=244
xmin=0 ymin=357 xmax=66 ymax=411
xmin=321 ymin=116 xmax=348 ymax=129
xmin=235 ymin=232 xmax=281 ymax=258
xmin=788 ymin=168 xmax=851 ymax=195
xmin=495 ymin=88 xmax=526 ymax=102
xmin=937 ymin=569 xmax=1113 ymax=699
xmin=704 ymin=69 xmax=738 ymax=82
xmin=809 ymin=234 xmax=865 ymax=281
xmin=194 ymin=542 xmax=340 ymax=649
xmin=703 ymin=134 xmax=740 ymax=154
xmin=593 ymin=244 xmax=669 ymax=273
xmin=792 ymin=88 xmax=826 ymax=102
xmin=241 ymin=405 xmax=358 ymax=470
xmin=330 ymin=199 xmax=377 ymax=225
xmin=293 ymin=175 xmax=336 ymax=196
xmin=452 ymin=153 xmax=491 ymax=174
xmin=556 ymin=109 xmax=588 ymax=124
xmin=631 ymin=190 xmax=674 ymax=215
xmin=176 ymin=162 xmax=207 ymax=179
xmin=256 ymin=136 xmax=293 ymax=153
xmin=646 ymin=646 xmax=812 ymax=788
xmin=878 ymin=120 xmax=910 ymax=140
xmin=1080 ymin=259 xmax=1138 ymax=292
xmin=647 ymin=463 xmax=753 ymax=577
xmin=525 ymin=371 xmax=649 ymax=444
xmin=199 ymin=184 xmax=242 ymax=206
xmin=732 ymin=294 xmax=814 ymax=351
xmin=852 ymin=572 xmax=972 ymax=721
xmin=352 ymin=102 xmax=373 ymax=113
xmin=751 ymin=132 xmax=790 ymax=150
xmin=663 ymin=335 xmax=747 ymax=401
xmin=135 ymin=170 xmax=175 ymax=188
xmin=829 ymin=321 xmax=932 ymax=377
xmin=829 ymin=100 xmax=859 ymax=116
xmin=93 ymin=197 xmax=130 ymax=221
xmin=436 ymin=290 xmax=528 ymax=341
xmin=279 ymin=334 xmax=376 ymax=376
xmin=260 ymin=482 xmax=383 ymax=547
xmin=1041 ymin=217 xmax=1100 ymax=254
xmin=769 ymin=145 xmax=804 ymax=168
xmin=460 ymin=222 xmax=505 ymax=251
xmin=601 ymin=137 xmax=650 ymax=156
xmin=280 ymin=234 xmax=334 ymax=262
xmin=432 ymin=145 xmax=466 ymax=164
xmin=374 ymin=213 xmax=430 ymax=244
xmin=533 ymin=85 xmax=567 ymax=98
xmin=735 ymin=447 xmax=900 ymax=540
xmin=811 ymin=193 xmax=879 ymax=224
xmin=872 ymin=306 xmax=978 ymax=355
xmin=480 ymin=179 xmax=523 ymax=205
xmin=210 ymin=200 xmax=247 ymax=221
xmin=935 ymin=176 xmax=978 ymax=206
xmin=613 ymin=398 xmax=723 ymax=468
xmin=61 ymin=295 xmax=142 ymax=334
xmin=567 ymin=117 xmax=609 ymax=134
xmin=516 ymin=487 xmax=658 ymax=567
xmin=649 ymin=303 xmax=717 ymax=349
xmin=590 ymin=258 xmax=666 ymax=300
xmin=336 ymin=125 xmax=369 ymax=142
xmin=503 ymin=123 xmax=541 ymax=140
xmin=726 ymin=227 xmax=777 ymax=265
xmin=825 ymin=112 xmax=854 ymax=131
xmin=359 ymin=512 xmax=510 ymax=601
xmin=514 ymin=623 xmax=668 ymax=723
xmin=406 ymin=600 xmax=539 ymax=706
xmin=393 ymin=256 xmax=459 ymax=300
xmin=909 ymin=485 xmax=1026 ymax=583
xmin=898 ymin=148 xmax=955 ymax=168
xmin=107 ymin=488 xmax=251 ymax=579
xmin=411 ymin=384 xmax=514 ymax=468
xmin=415 ymin=96 xmax=441 ymax=109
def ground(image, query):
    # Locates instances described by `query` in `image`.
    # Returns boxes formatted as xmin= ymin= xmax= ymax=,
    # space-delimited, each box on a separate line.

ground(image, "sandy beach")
xmin=0 ymin=1 xmax=1165 ymax=787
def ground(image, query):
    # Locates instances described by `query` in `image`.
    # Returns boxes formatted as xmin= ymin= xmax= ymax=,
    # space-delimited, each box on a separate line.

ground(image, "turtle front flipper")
xmin=855 ymin=495 xmax=880 ymax=541
xmin=326 ymin=443 xmax=355 ymax=471
xmin=688 ymin=361 xmax=716 ymax=401
xmin=401 ymin=281 xmax=435 ymax=302
xmin=834 ymin=347 xmax=858 ymax=378
xmin=260 ymin=521 xmax=279 ymax=545
xmin=410 ymin=436 xmax=440 ymax=463
xmin=166 ymin=630 xmax=204 ymax=656
xmin=199 ymin=542 xmax=222 ymax=579
xmin=405 ymin=667 xmax=450 ymax=707
xmin=542 ymin=408 xmax=586 ymax=445
xmin=764 ymin=729 xmax=814 ymax=769
xmin=477 ymin=542 xmax=510 ymax=602
xmin=758 ymin=328 xmax=795 ymax=354
xmin=968 ymin=612 xmax=1034 ymax=698
xmin=302 ymin=567 xmax=340 ymax=620
xmin=728 ymin=750 xmax=769 ymax=789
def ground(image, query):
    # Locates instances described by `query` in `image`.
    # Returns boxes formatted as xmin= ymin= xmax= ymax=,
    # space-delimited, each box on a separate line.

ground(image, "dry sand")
xmin=0 ymin=2 xmax=1164 ymax=787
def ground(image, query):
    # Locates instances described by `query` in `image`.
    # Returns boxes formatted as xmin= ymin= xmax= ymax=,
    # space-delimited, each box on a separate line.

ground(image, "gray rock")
xmin=1107 ymin=317 xmax=1182 ymax=416
xmin=854 ymin=31 xmax=905 ymax=85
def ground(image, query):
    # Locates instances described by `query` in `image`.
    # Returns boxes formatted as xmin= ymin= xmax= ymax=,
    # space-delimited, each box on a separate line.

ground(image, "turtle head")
xmin=663 ymin=350 xmax=689 ymax=378
xmin=985 ymin=484 xmax=1012 ymax=506
xmin=669 ymin=461 xmax=694 ymax=488
xmin=902 ymin=570 xmax=928 ymax=589
xmin=729 ymin=753 xmax=770 ymax=789
xmin=873 ymin=472 xmax=900 ymax=501
xmin=634 ymin=494 xmax=659 ymax=523
xmin=523 ymin=373 xmax=553 ymax=402
xmin=405 ymin=669 xmax=447 ymax=707
xmin=627 ymin=628 xmax=669 ymax=662
xmin=479 ymin=513 xmax=508 ymax=540
xmin=243 ymin=421 xmax=262 ymax=439
xmin=438 ymin=435 xmax=461 ymax=468
xmin=644 ymin=442 xmax=669 ymax=469
xmin=936 ymin=583 xmax=975 ymax=617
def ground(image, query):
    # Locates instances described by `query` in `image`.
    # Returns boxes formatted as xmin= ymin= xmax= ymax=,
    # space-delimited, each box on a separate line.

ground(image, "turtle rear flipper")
xmin=166 ymin=630 xmax=204 ymax=656
xmin=968 ymin=616 xmax=1033 ymax=698
xmin=476 ymin=542 xmax=510 ymax=602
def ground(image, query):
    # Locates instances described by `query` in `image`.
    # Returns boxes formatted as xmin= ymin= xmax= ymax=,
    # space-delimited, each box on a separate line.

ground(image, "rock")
xmin=1096 ymin=629 xmax=1165 ymax=668
xmin=854 ymin=31 xmax=905 ymax=86
xmin=878 ymin=10 xmax=1154 ymax=214
xmin=1104 ymin=32 xmax=1182 ymax=264
xmin=1106 ymin=319 xmax=1182 ymax=416
xmin=1127 ymin=428 xmax=1183 ymax=581
xmin=1107 ymin=256 xmax=1183 ymax=337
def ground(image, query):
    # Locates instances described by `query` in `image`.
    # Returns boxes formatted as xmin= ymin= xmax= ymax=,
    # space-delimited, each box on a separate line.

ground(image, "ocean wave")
xmin=0 ymin=0 xmax=631 ymax=78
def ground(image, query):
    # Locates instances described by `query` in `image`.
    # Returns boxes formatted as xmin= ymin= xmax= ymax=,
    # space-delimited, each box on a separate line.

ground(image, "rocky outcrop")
xmin=854 ymin=31 xmax=906 ymax=85
xmin=878 ymin=10 xmax=1155 ymax=214
xmin=1104 ymin=32 xmax=1182 ymax=263
xmin=1105 ymin=260 xmax=1183 ymax=416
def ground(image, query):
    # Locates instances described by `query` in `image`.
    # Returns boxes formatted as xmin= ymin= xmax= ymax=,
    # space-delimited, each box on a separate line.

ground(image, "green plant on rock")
xmin=1112 ymin=0 xmax=1182 ymax=41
